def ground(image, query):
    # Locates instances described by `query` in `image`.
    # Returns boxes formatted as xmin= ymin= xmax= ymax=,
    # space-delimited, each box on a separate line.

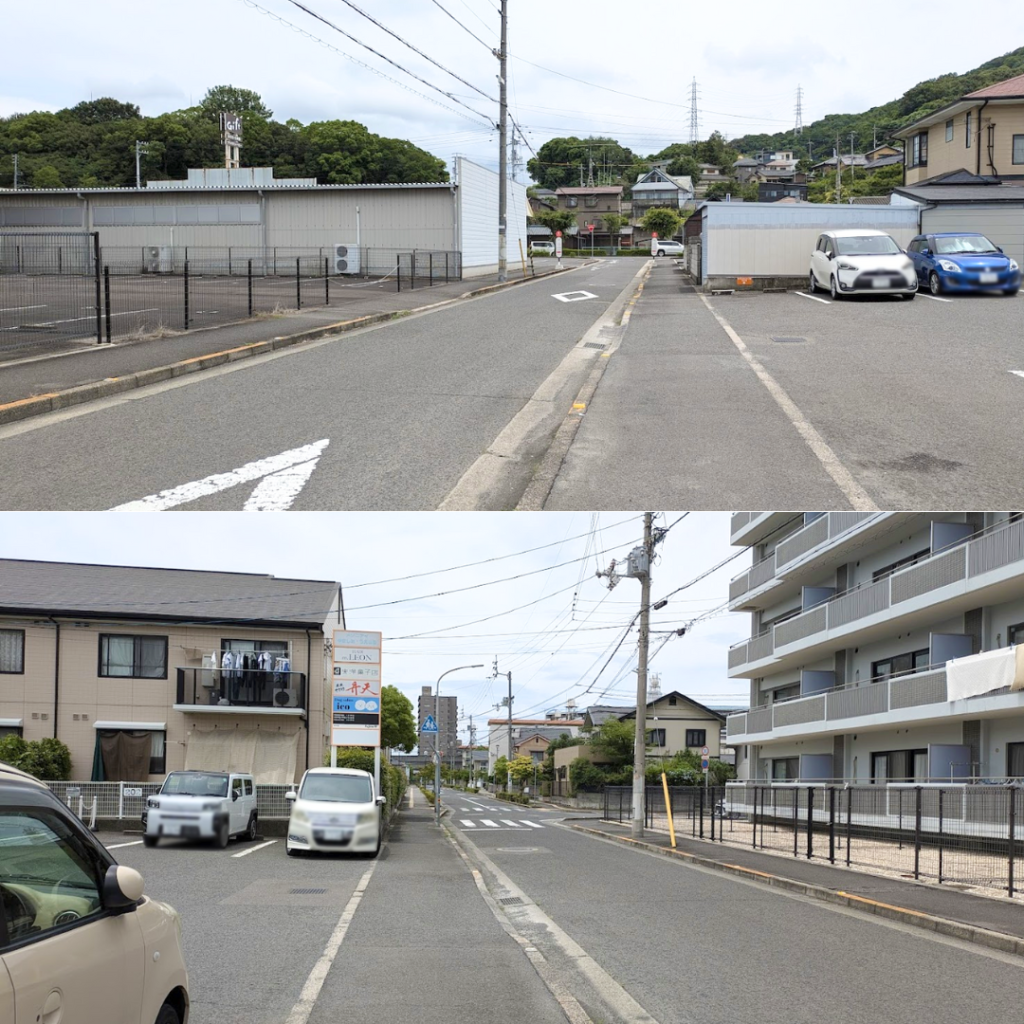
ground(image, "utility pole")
xmin=12 ymin=153 xmax=18 ymax=190
xmin=492 ymin=658 xmax=513 ymax=789
xmin=850 ymin=132 xmax=856 ymax=182
xmin=631 ymin=513 xmax=654 ymax=838
xmin=135 ymin=140 xmax=150 ymax=190
xmin=496 ymin=0 xmax=508 ymax=283
xmin=794 ymin=84 xmax=804 ymax=135
xmin=835 ymin=138 xmax=841 ymax=204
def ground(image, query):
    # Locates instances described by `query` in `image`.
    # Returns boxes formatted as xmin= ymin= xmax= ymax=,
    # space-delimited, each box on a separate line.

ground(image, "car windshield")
xmin=300 ymin=774 xmax=373 ymax=803
xmin=835 ymin=235 xmax=901 ymax=256
xmin=933 ymin=235 xmax=999 ymax=254
xmin=162 ymin=772 xmax=228 ymax=797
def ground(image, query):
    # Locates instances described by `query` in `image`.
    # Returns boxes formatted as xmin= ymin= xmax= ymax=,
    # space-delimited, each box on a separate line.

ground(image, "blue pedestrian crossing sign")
xmin=421 ymin=715 xmax=438 ymax=734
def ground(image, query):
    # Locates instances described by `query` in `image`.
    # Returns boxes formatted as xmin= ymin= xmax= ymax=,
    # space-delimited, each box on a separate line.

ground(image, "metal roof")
xmin=0 ymin=558 xmax=338 ymax=627
xmin=0 ymin=182 xmax=454 ymax=196
xmin=893 ymin=183 xmax=1024 ymax=204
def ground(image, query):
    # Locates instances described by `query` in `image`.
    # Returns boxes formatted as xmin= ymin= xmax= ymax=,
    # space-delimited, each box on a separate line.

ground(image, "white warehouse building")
xmin=726 ymin=512 xmax=1024 ymax=784
xmin=0 ymin=157 xmax=527 ymax=279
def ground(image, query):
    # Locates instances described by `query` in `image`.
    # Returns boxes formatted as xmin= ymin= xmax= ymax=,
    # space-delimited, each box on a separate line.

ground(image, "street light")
xmin=435 ymin=664 xmax=483 ymax=827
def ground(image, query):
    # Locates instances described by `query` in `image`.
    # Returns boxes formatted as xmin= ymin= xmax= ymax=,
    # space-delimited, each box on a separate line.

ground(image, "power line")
xmin=427 ymin=0 xmax=493 ymax=50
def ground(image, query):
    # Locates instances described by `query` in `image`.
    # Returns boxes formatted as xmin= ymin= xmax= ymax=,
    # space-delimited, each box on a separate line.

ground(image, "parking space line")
xmin=699 ymin=294 xmax=879 ymax=511
xmin=106 ymin=840 xmax=144 ymax=849
xmin=920 ymin=294 xmax=954 ymax=302
xmin=1010 ymin=371 xmax=1024 ymax=379
xmin=232 ymin=839 xmax=277 ymax=858
xmin=795 ymin=291 xmax=830 ymax=305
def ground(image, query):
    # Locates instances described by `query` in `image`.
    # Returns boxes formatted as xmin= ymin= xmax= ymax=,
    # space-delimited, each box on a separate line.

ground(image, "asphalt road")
xmin=0 ymin=260 xmax=641 ymax=510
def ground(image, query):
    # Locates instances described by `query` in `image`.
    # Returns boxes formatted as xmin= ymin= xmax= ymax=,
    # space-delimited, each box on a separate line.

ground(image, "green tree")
xmin=568 ymin=756 xmax=606 ymax=792
xmin=493 ymin=755 xmax=510 ymax=789
xmin=380 ymin=685 xmax=417 ymax=752
xmin=666 ymin=155 xmax=701 ymax=179
xmin=588 ymin=719 xmax=635 ymax=768
xmin=2 ymin=737 xmax=73 ymax=780
xmin=601 ymin=212 xmax=627 ymax=249
xmin=526 ymin=135 xmax=636 ymax=190
xmin=31 ymin=165 xmax=63 ymax=188
xmin=507 ymin=754 xmax=535 ymax=787
xmin=641 ymin=206 xmax=682 ymax=240
xmin=199 ymin=85 xmax=273 ymax=120
xmin=0 ymin=734 xmax=28 ymax=768
xmin=532 ymin=209 xmax=577 ymax=238
xmin=704 ymin=179 xmax=758 ymax=202
xmin=64 ymin=98 xmax=141 ymax=124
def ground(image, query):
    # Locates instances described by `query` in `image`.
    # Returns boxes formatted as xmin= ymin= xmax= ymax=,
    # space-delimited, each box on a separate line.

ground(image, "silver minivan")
xmin=809 ymin=229 xmax=917 ymax=300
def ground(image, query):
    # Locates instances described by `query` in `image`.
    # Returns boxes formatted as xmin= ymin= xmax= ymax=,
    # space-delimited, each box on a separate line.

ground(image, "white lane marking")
xmin=110 ymin=438 xmax=330 ymax=511
xmin=243 ymin=458 xmax=320 ymax=511
xmin=285 ymin=862 xmax=379 ymax=1024
xmin=3 ymin=307 xmax=161 ymax=329
xmin=0 ymin=304 xmax=46 ymax=313
xmin=480 ymin=819 xmax=499 ymax=828
xmin=919 ymin=293 xmax=954 ymax=302
xmin=699 ymin=294 xmax=879 ymax=511
xmin=552 ymin=290 xmax=598 ymax=302
xmin=500 ymin=819 xmax=523 ymax=828
xmin=106 ymin=840 xmax=144 ymax=849
xmin=795 ymin=291 xmax=830 ymax=305
xmin=1010 ymin=371 xmax=1024 ymax=379
xmin=521 ymin=820 xmax=544 ymax=828
xmin=232 ymin=839 xmax=277 ymax=858
xmin=461 ymin=820 xmax=477 ymax=827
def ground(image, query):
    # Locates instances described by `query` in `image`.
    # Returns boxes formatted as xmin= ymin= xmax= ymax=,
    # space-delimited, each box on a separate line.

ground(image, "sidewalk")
xmin=566 ymin=814 xmax=1024 ymax=957
xmin=0 ymin=262 xmax=579 ymax=426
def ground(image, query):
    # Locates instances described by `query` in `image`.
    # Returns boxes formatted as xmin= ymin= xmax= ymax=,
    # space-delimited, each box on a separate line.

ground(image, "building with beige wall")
xmin=897 ymin=72 xmax=1024 ymax=186
xmin=0 ymin=559 xmax=340 ymax=783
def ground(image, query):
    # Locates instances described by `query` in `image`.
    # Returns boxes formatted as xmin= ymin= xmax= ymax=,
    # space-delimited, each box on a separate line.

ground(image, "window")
xmin=872 ymin=547 xmax=930 ymax=582
xmin=685 ymin=729 xmax=706 ymax=748
xmin=96 ymin=729 xmax=166 ymax=776
xmin=0 ymin=807 xmax=104 ymax=945
xmin=668 ymin=696 xmax=677 ymax=706
xmin=965 ymin=111 xmax=972 ymax=148
xmin=871 ymin=748 xmax=927 ymax=783
xmin=1007 ymin=621 xmax=1024 ymax=647
xmin=584 ymin=195 xmax=598 ymax=208
xmin=772 ymin=757 xmax=798 ymax=780
xmin=98 ymin=634 xmax=167 ymax=678
xmin=232 ymin=776 xmax=243 ymax=799
xmin=0 ymin=725 xmax=22 ymax=739
xmin=1014 ymin=135 xmax=1024 ymax=165
xmin=646 ymin=728 xmax=666 ymax=747
xmin=243 ymin=778 xmax=253 ymax=797
xmin=909 ymin=132 xmax=928 ymax=168
xmin=565 ymin=197 xmax=578 ymax=208
xmin=872 ymin=648 xmax=930 ymax=680
xmin=1009 ymin=742 xmax=1024 ymax=779
xmin=772 ymin=684 xmax=800 ymax=702
xmin=0 ymin=629 xmax=24 ymax=674
xmin=945 ymin=119 xmax=954 ymax=143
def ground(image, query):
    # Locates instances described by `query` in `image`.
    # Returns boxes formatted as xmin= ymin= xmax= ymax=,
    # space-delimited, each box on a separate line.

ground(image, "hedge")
xmin=321 ymin=747 xmax=407 ymax=814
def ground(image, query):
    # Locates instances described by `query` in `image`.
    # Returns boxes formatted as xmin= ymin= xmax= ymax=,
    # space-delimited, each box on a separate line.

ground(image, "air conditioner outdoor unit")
xmin=333 ymin=243 xmax=361 ymax=275
xmin=144 ymin=246 xmax=161 ymax=274
xmin=273 ymin=687 xmax=301 ymax=708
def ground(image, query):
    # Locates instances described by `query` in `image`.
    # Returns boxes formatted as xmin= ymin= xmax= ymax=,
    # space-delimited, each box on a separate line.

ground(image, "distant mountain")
xmin=728 ymin=46 xmax=1024 ymax=160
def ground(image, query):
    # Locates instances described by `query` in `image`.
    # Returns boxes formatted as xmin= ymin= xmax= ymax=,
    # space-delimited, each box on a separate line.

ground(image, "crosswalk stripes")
xmin=456 ymin=818 xmax=546 ymax=830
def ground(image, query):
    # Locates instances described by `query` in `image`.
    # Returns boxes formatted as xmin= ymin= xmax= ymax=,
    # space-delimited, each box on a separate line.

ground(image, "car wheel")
xmin=143 ymin=834 xmax=158 ymax=848
xmin=829 ymin=276 xmax=839 ymax=300
xmin=366 ymin=834 xmax=382 ymax=859
xmin=929 ymin=272 xmax=942 ymax=296
xmin=1004 ymin=288 xmax=1020 ymax=297
xmin=656 ymin=249 xmax=665 ymax=257
xmin=808 ymin=271 xmax=817 ymax=293
xmin=216 ymin=820 xmax=230 ymax=848
xmin=155 ymin=1003 xmax=181 ymax=1024
xmin=245 ymin=813 xmax=258 ymax=841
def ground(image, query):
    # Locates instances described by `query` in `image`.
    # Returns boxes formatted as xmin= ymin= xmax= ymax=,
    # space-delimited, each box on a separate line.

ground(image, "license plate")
xmin=163 ymin=823 xmax=181 ymax=836
xmin=871 ymin=278 xmax=888 ymax=288
xmin=322 ymin=828 xmax=350 ymax=841
xmin=980 ymin=272 xmax=998 ymax=284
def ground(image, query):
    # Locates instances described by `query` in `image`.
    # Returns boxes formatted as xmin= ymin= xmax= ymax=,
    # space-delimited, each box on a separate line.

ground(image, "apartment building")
xmin=0 ymin=558 xmax=340 ymax=783
xmin=417 ymin=686 xmax=458 ymax=763
xmin=725 ymin=513 xmax=1024 ymax=783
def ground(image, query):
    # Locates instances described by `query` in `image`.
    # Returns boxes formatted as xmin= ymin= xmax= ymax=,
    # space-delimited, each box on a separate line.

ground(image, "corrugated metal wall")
xmin=921 ymin=205 xmax=1024 ymax=267
xmin=702 ymin=203 xmax=921 ymax=277
xmin=456 ymin=157 xmax=528 ymax=272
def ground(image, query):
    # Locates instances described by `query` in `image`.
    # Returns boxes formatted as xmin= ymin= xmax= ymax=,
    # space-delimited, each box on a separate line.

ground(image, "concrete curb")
xmin=0 ymin=267 xmax=577 ymax=428
xmin=569 ymin=823 xmax=1024 ymax=959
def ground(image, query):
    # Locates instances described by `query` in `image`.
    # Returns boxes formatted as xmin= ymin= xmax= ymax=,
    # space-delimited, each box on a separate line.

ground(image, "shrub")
xmin=0 ymin=737 xmax=72 ymax=780
xmin=320 ymin=747 xmax=407 ymax=815
xmin=495 ymin=791 xmax=531 ymax=805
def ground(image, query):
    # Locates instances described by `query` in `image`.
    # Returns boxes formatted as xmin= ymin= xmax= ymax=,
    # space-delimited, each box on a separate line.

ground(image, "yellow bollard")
xmin=661 ymin=772 xmax=676 ymax=849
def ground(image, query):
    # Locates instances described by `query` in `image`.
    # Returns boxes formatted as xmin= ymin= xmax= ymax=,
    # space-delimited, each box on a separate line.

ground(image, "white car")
xmin=529 ymin=241 xmax=555 ymax=255
xmin=0 ymin=763 xmax=189 ymax=1024
xmin=144 ymin=770 xmax=258 ymax=848
xmin=652 ymin=239 xmax=684 ymax=257
xmin=809 ymin=229 xmax=917 ymax=300
xmin=286 ymin=767 xmax=385 ymax=857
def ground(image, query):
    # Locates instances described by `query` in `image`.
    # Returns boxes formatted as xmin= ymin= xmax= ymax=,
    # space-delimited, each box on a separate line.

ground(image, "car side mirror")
xmin=920 ymin=248 xmax=930 ymax=256
xmin=232 ymin=790 xmax=239 ymax=801
xmin=103 ymin=864 xmax=143 ymax=915
xmin=285 ymin=790 xmax=297 ymax=801
xmin=376 ymin=795 xmax=386 ymax=805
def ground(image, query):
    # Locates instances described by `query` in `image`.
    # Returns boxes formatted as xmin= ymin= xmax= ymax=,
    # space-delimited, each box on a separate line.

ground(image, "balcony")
xmin=729 ymin=512 xmax=797 ymax=547
xmin=728 ymin=517 xmax=1024 ymax=676
xmin=174 ymin=667 xmax=307 ymax=716
xmin=726 ymin=666 xmax=949 ymax=742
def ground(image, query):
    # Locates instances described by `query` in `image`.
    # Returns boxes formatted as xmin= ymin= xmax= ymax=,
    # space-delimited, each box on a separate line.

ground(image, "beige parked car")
xmin=0 ymin=763 xmax=189 ymax=1024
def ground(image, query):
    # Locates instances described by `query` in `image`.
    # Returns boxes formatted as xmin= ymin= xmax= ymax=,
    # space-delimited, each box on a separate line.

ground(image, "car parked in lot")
xmin=906 ymin=232 xmax=1020 ymax=296
xmin=809 ymin=229 xmax=917 ymax=300
xmin=143 ymin=770 xmax=258 ymax=848
xmin=651 ymin=239 xmax=684 ymax=257
xmin=528 ymin=241 xmax=555 ymax=256
xmin=286 ymin=767 xmax=385 ymax=858
xmin=0 ymin=762 xmax=189 ymax=1024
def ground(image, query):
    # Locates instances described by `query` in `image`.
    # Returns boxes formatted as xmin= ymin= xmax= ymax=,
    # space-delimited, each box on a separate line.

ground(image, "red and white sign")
xmin=332 ymin=629 xmax=382 ymax=746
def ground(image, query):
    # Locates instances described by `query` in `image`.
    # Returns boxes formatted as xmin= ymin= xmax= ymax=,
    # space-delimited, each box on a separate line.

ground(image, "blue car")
xmin=907 ymin=232 xmax=1020 ymax=296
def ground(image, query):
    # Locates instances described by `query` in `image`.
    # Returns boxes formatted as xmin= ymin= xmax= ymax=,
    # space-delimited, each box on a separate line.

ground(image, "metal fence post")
xmin=396 ymin=256 xmax=401 ymax=293
xmin=103 ymin=266 xmax=112 ymax=343
xmin=828 ymin=786 xmax=835 ymax=864
xmin=445 ymin=252 xmax=450 ymax=283
xmin=846 ymin=787 xmax=852 ymax=867
xmin=118 ymin=781 xmax=124 ymax=820
xmin=938 ymin=788 xmax=944 ymax=884
xmin=93 ymin=233 xmax=102 ymax=344
xmin=752 ymin=786 xmax=758 ymax=848
xmin=183 ymin=260 xmax=189 ymax=329
xmin=914 ymin=786 xmax=922 ymax=880
xmin=228 ymin=246 xmax=232 ymax=277
xmin=248 ymin=260 xmax=253 ymax=317
xmin=296 ymin=258 xmax=301 ymax=309
xmin=698 ymin=785 xmax=704 ymax=839
xmin=429 ymin=252 xmax=434 ymax=286
xmin=325 ymin=257 xmax=329 ymax=305
xmin=411 ymin=250 xmax=416 ymax=289
xmin=58 ymin=247 xmax=62 ymax=275
xmin=1009 ymin=786 xmax=1016 ymax=899
xmin=807 ymin=786 xmax=814 ymax=859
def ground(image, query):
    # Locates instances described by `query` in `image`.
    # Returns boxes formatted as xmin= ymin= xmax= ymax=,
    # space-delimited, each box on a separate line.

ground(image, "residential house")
xmin=812 ymin=154 xmax=870 ymax=174
xmin=758 ymin=182 xmax=809 ymax=203
xmin=896 ymin=71 xmax=1024 ymax=186
xmin=0 ymin=558 xmax=340 ymax=783
xmin=630 ymin=168 xmax=695 ymax=224
xmin=552 ymin=186 xmax=624 ymax=247
xmin=863 ymin=145 xmax=903 ymax=172
xmin=513 ymin=731 xmax=553 ymax=764
xmin=726 ymin=512 xmax=1024 ymax=784
xmin=487 ymin=717 xmax=582 ymax=774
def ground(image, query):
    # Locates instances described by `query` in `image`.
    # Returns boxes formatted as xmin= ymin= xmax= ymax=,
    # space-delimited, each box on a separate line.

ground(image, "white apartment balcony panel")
xmin=727 ymin=518 xmax=1024 ymax=677
xmin=729 ymin=512 xmax=796 ymax=547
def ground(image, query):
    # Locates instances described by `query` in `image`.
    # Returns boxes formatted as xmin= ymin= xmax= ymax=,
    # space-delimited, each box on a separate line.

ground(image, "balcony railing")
xmin=728 ymin=518 xmax=1024 ymax=673
xmin=176 ymin=667 xmax=307 ymax=711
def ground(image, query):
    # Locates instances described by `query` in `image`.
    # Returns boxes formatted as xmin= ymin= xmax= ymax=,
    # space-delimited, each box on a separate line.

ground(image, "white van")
xmin=143 ymin=770 xmax=258 ymax=848
xmin=286 ymin=767 xmax=385 ymax=857
xmin=652 ymin=239 xmax=684 ymax=257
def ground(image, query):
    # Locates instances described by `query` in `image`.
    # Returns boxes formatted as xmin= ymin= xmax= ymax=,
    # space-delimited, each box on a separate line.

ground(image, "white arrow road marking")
xmin=110 ymin=439 xmax=330 ymax=511
xmin=552 ymin=290 xmax=598 ymax=302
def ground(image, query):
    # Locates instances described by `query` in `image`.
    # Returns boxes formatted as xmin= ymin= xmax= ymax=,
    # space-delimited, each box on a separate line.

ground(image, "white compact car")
xmin=144 ymin=770 xmax=258 ymax=848
xmin=809 ymin=229 xmax=917 ymax=300
xmin=286 ymin=767 xmax=385 ymax=858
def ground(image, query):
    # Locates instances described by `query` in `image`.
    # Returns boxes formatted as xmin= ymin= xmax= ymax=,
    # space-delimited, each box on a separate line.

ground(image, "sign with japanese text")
xmin=332 ymin=629 xmax=382 ymax=747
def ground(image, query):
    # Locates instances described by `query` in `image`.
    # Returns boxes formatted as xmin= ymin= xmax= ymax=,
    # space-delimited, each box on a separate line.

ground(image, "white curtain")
xmin=0 ymin=630 xmax=22 ymax=673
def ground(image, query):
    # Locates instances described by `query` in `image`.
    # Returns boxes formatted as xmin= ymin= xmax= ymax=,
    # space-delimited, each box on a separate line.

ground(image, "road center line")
xmin=106 ymin=840 xmax=144 ymax=849
xmin=285 ymin=861 xmax=379 ymax=1024
xmin=698 ymin=293 xmax=879 ymax=511
xmin=795 ymin=291 xmax=831 ymax=304
xmin=232 ymin=839 xmax=277 ymax=857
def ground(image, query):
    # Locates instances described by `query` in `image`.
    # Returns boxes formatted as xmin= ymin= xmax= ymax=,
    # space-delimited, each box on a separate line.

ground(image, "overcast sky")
xmin=1 ymin=511 xmax=752 ymax=747
xmin=5 ymin=1 xmax=1023 ymax=177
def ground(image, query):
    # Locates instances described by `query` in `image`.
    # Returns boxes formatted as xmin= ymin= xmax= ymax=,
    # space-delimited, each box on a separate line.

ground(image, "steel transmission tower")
xmin=689 ymin=79 xmax=700 ymax=144
xmin=795 ymin=85 xmax=804 ymax=135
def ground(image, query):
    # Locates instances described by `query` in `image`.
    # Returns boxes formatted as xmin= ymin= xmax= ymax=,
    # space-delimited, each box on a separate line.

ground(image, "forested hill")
xmin=729 ymin=46 xmax=1024 ymax=158
xmin=0 ymin=85 xmax=449 ymax=189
